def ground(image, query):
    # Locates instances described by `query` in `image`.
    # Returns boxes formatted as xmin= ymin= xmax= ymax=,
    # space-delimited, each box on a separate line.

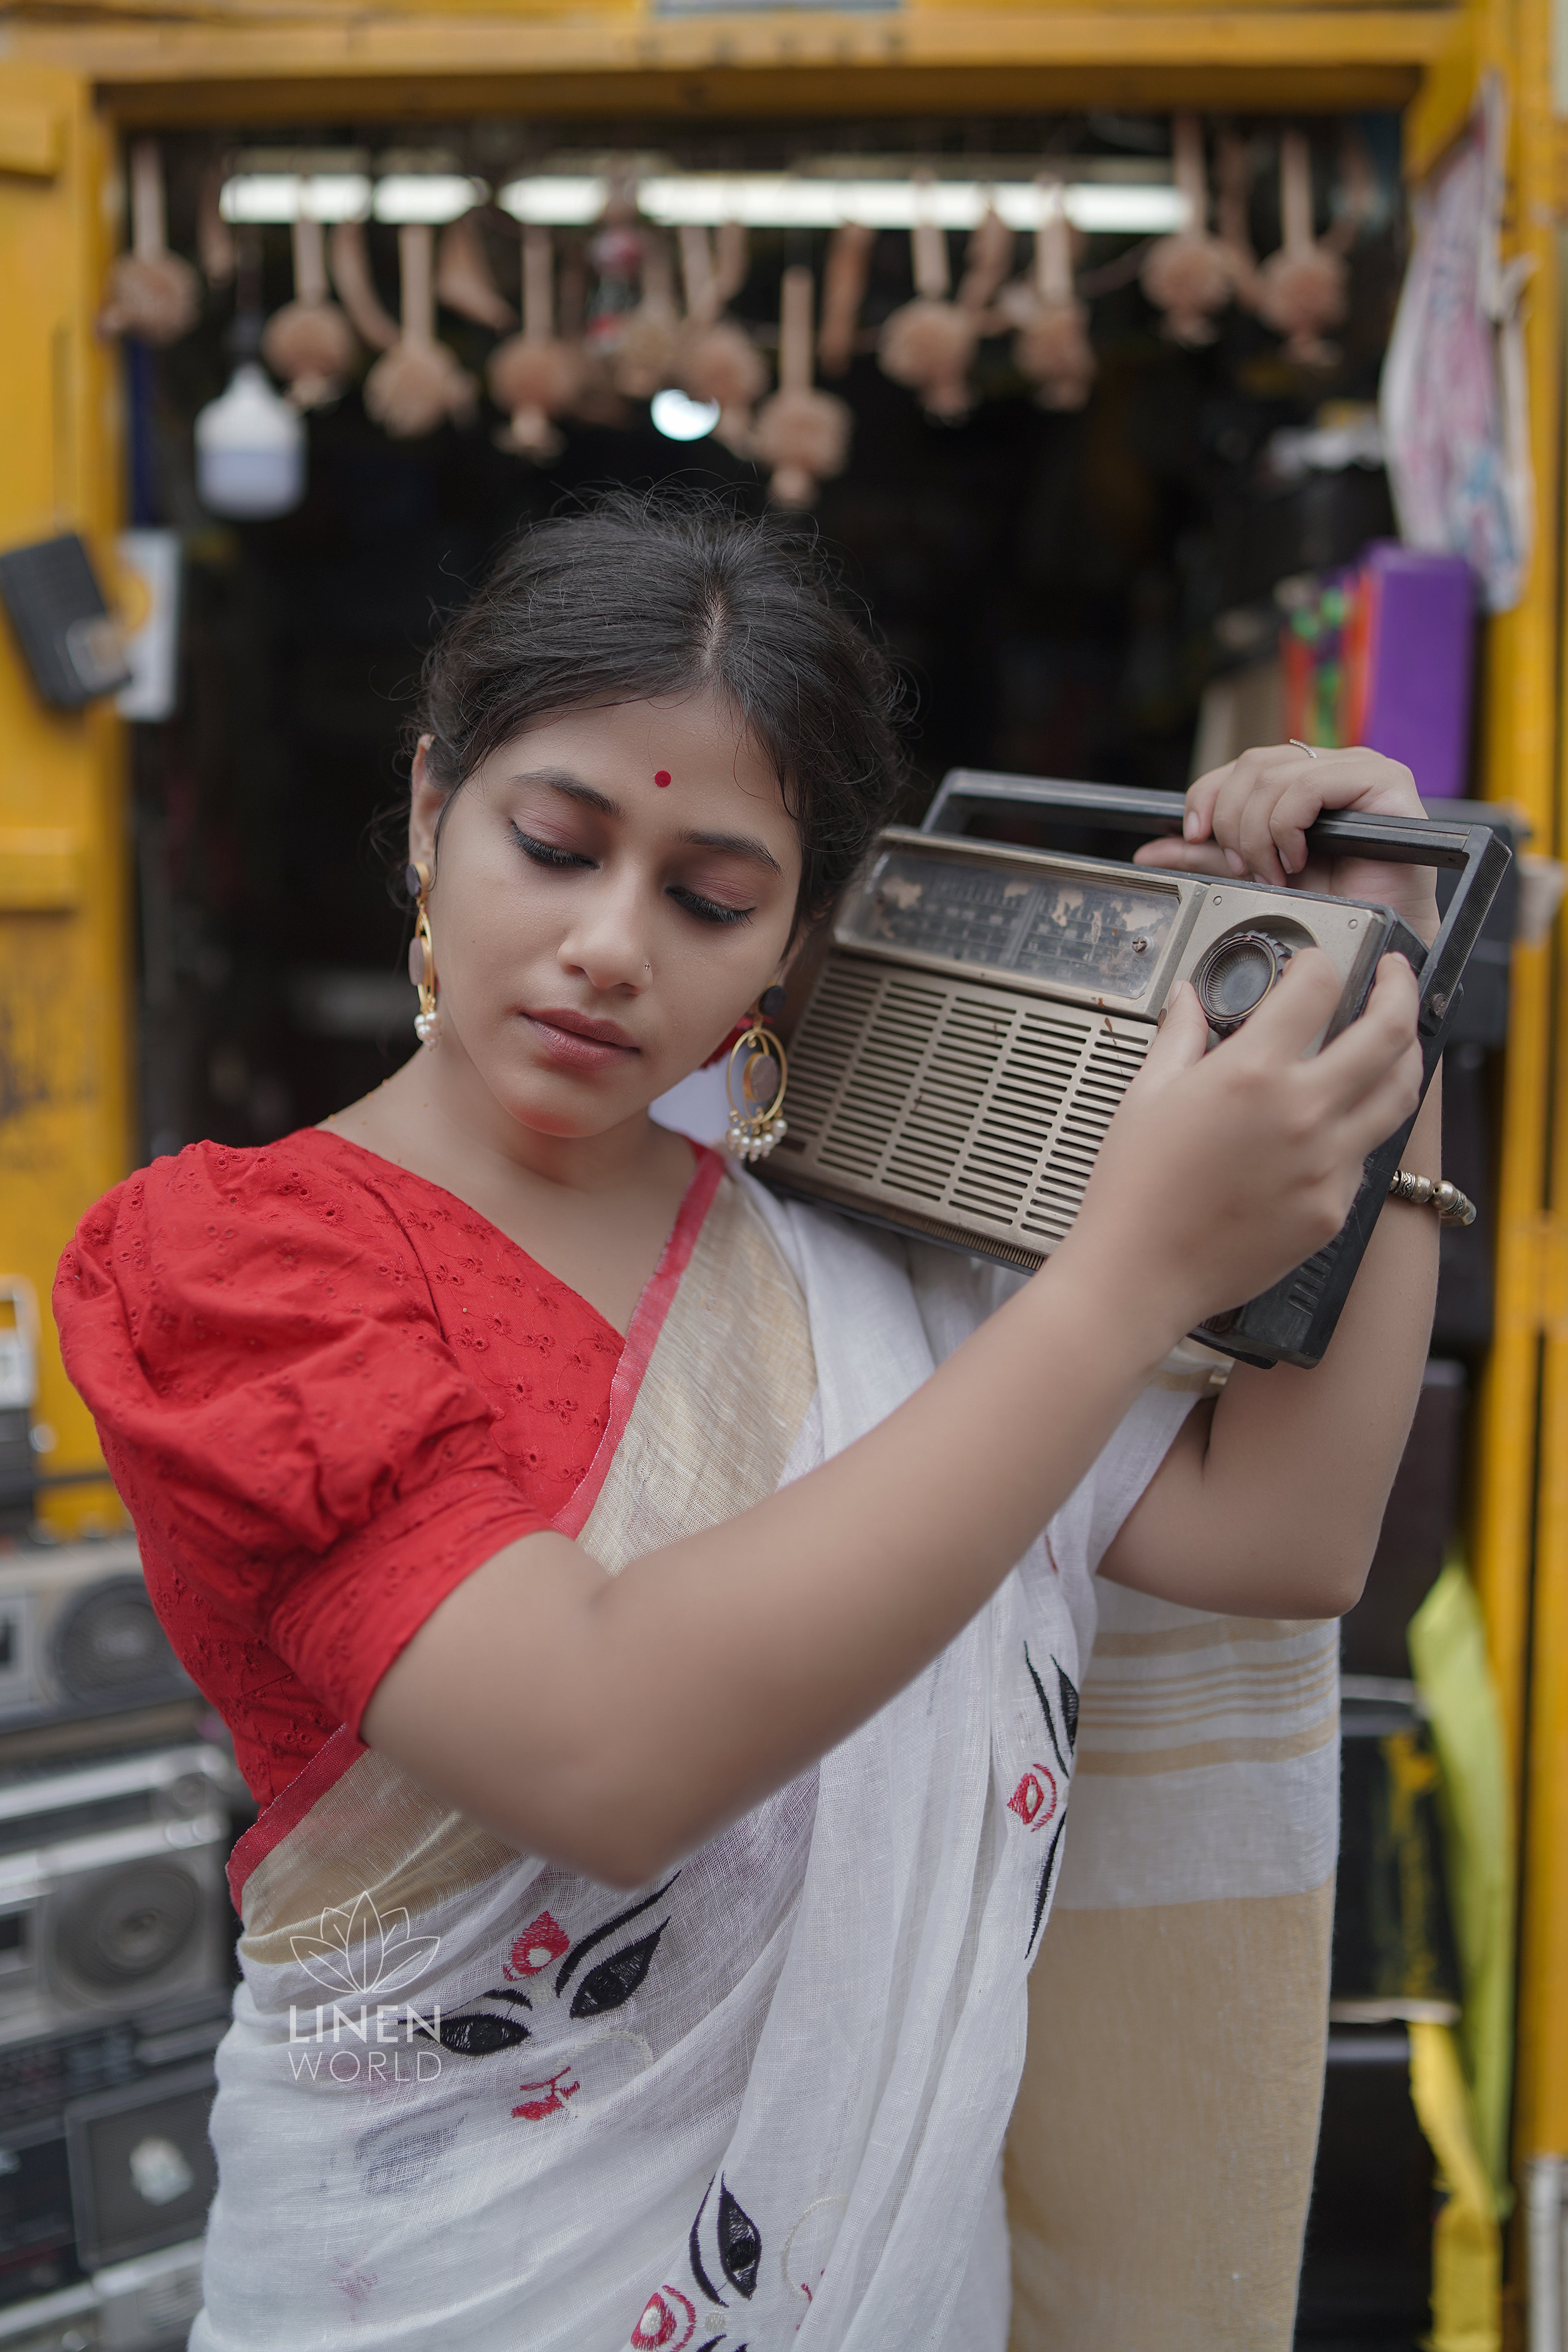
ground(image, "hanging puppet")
xmin=100 ymin=140 xmax=201 ymax=347
xmin=435 ymin=211 xmax=517 ymax=334
xmin=817 ymin=221 xmax=877 ymax=378
xmin=878 ymin=175 xmax=979 ymax=421
xmin=1255 ymin=130 xmax=1348 ymax=367
xmin=1010 ymin=179 xmax=1097 ymax=410
xmin=753 ymin=263 xmax=852 ymax=506
xmin=487 ymin=228 xmax=587 ymax=460
xmin=260 ymin=206 xmax=357 ymax=411
xmin=678 ymin=223 xmax=768 ymax=457
xmin=1140 ymin=117 xmax=1241 ymax=346
xmin=363 ymin=225 xmax=476 ymax=440
xmin=326 ymin=219 xmax=401 ymax=356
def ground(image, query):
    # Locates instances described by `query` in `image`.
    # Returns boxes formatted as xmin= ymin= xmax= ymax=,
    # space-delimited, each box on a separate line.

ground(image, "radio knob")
xmin=1191 ymin=930 xmax=1293 ymax=1035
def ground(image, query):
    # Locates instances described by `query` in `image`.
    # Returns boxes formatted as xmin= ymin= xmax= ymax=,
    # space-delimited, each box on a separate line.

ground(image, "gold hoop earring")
xmin=724 ymin=985 xmax=789 ymax=1164
xmin=405 ymin=860 xmax=441 ymax=1046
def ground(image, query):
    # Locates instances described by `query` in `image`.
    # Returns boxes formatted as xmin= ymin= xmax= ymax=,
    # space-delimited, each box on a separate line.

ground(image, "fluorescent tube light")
xmin=220 ymin=174 xmax=373 ymax=224
xmin=371 ymin=175 xmax=488 ymax=225
xmin=220 ymin=172 xmax=487 ymax=225
xmin=223 ymin=169 xmax=1188 ymax=238
xmin=498 ymin=174 xmax=1188 ymax=236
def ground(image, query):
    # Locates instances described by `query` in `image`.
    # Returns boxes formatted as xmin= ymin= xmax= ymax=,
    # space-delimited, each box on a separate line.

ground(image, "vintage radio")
xmin=0 ymin=1987 xmax=226 ymax=2316
xmin=762 ymin=772 xmax=1509 ymax=1369
xmin=0 ymin=1746 xmax=235 ymax=2051
xmin=0 ymin=1547 xmax=192 ymax=1736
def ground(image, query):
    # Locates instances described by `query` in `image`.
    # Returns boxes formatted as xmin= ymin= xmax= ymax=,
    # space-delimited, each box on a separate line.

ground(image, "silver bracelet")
xmin=1388 ymin=1169 xmax=1476 ymax=1227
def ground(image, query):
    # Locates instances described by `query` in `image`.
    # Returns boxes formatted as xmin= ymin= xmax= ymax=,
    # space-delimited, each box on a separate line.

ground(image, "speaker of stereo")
xmin=0 ymin=1988 xmax=227 ymax=2316
xmin=0 ymin=1746 xmax=235 ymax=2049
xmin=763 ymin=772 xmax=1508 ymax=1369
xmin=0 ymin=1546 xmax=191 ymax=1735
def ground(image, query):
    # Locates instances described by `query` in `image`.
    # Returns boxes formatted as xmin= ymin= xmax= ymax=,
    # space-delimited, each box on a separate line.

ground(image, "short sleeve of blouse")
xmin=54 ymin=1142 xmax=555 ymax=1736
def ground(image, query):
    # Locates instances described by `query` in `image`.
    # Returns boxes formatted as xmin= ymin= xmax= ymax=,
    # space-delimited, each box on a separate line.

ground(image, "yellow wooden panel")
xmin=0 ymin=63 xmax=130 ymax=1536
xmin=0 ymin=105 xmax=63 ymax=178
xmin=0 ymin=827 xmax=85 ymax=911
xmin=8 ymin=3 xmax=1464 ymax=123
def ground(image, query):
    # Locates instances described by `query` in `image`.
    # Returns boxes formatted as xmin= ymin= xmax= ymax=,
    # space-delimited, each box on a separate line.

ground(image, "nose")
xmin=556 ymin=869 xmax=653 ymax=997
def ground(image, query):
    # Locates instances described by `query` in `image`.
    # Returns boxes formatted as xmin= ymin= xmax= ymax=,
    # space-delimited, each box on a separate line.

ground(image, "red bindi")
xmin=654 ymin=770 xmax=671 ymax=788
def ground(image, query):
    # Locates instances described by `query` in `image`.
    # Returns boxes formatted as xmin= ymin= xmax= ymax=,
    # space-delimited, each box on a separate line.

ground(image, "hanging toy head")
xmin=752 ymin=266 xmax=852 ymax=508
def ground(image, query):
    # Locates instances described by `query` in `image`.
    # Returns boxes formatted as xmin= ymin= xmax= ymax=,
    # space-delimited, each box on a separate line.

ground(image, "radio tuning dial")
xmin=1191 ymin=930 xmax=1294 ymax=1036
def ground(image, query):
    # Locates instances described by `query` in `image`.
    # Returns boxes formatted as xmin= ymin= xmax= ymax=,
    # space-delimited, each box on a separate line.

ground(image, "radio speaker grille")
xmin=776 ymin=959 xmax=1151 ymax=1254
xmin=52 ymin=1576 xmax=184 ymax=1705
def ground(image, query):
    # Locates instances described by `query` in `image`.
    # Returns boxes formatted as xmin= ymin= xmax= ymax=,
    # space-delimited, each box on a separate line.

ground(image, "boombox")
xmin=0 ymin=1544 xmax=192 ymax=1734
xmin=0 ymin=1983 xmax=226 ymax=2316
xmin=763 ymin=771 xmax=1510 ymax=1370
xmin=0 ymin=1744 xmax=236 ymax=2051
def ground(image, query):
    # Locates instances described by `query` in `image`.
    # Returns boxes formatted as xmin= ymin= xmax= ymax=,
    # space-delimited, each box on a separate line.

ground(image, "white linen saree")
xmin=195 ymin=1164 xmax=1336 ymax=2350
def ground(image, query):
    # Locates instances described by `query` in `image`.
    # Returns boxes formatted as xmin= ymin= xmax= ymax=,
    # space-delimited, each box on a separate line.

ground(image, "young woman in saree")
xmin=56 ymin=496 xmax=1442 ymax=2352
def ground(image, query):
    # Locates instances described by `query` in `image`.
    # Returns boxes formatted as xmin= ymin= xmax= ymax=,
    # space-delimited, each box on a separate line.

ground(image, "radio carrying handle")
xmin=922 ymin=769 xmax=1513 ymax=1083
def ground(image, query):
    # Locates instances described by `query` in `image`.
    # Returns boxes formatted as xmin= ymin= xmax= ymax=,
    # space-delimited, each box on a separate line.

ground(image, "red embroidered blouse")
xmin=54 ymin=1129 xmax=706 ymax=1808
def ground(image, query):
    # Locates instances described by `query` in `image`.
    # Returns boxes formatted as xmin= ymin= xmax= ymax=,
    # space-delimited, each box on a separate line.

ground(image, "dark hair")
xmin=411 ymin=490 xmax=908 ymax=929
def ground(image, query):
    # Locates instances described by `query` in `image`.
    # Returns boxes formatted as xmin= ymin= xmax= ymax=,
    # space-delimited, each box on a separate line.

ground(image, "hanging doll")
xmin=1010 ymin=179 xmax=1097 ymax=411
xmin=957 ymin=204 xmax=1015 ymax=320
xmin=752 ymin=264 xmax=852 ymax=507
xmin=487 ymin=228 xmax=587 ymax=460
xmin=612 ymin=233 xmax=683 ymax=400
xmin=196 ymin=159 xmax=236 ymax=290
xmin=878 ymin=177 xmax=978 ymax=421
xmin=100 ymin=140 xmax=200 ymax=346
xmin=678 ymin=223 xmax=767 ymax=456
xmin=326 ymin=219 xmax=400 ymax=355
xmin=363 ymin=225 xmax=476 ymax=440
xmin=434 ymin=211 xmax=517 ymax=334
xmin=817 ymin=221 xmax=876 ymax=378
xmin=260 ymin=206 xmax=357 ymax=411
xmin=1140 ymin=117 xmax=1241 ymax=347
xmin=1254 ymin=130 xmax=1347 ymax=367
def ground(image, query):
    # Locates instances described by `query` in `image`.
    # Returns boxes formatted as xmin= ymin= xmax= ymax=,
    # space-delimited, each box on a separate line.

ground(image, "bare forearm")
xmin=367 ymin=1247 xmax=1177 ymax=1882
xmin=1106 ymin=1075 xmax=1441 ymax=1615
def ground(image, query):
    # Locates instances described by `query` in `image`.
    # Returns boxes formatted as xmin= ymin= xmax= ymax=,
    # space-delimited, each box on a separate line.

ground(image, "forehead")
xmin=480 ymin=693 xmax=793 ymax=836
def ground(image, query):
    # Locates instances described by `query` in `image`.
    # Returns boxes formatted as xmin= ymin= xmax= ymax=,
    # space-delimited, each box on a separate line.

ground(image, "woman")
xmin=57 ymin=496 xmax=1439 ymax=2350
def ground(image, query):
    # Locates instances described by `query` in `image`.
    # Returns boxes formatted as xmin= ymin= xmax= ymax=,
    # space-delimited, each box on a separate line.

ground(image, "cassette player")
xmin=761 ymin=770 xmax=1510 ymax=1370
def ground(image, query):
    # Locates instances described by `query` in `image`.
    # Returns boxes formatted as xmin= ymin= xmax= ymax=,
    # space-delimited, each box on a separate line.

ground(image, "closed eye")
xmin=513 ymin=825 xmax=594 ymax=871
xmin=668 ymin=887 xmax=753 ymax=928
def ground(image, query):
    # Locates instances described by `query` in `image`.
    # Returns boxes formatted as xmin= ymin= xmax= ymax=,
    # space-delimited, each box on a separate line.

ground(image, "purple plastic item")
xmin=1358 ymin=541 xmax=1476 ymax=800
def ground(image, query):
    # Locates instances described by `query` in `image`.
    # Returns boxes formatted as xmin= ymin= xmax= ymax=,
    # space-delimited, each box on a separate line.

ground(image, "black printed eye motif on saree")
xmin=626 ymin=2171 xmax=765 ymax=2350
xmin=1018 ymin=1647 xmax=1078 ymax=1955
xmin=420 ymin=1874 xmax=680 ymax=2120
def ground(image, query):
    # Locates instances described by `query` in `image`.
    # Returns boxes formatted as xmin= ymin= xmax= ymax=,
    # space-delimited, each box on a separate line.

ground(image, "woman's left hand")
xmin=1133 ymin=743 xmax=1441 ymax=946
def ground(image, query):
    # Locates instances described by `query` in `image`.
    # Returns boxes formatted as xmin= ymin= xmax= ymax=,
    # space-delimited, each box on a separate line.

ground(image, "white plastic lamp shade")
xmin=651 ymin=388 xmax=721 ymax=442
xmin=195 ymin=364 xmax=306 ymax=519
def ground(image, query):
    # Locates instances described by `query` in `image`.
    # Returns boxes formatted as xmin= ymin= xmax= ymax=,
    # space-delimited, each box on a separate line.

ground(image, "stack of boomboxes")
xmin=0 ymin=1539 xmax=248 ymax=2352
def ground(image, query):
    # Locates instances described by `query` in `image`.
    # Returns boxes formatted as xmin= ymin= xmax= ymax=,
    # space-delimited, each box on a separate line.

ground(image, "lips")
xmin=522 ymin=1008 xmax=639 ymax=1072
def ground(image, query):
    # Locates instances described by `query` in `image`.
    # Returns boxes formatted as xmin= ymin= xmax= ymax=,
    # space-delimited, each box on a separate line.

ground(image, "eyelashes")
xmin=667 ymin=889 xmax=753 ymax=929
xmin=511 ymin=826 xmax=755 ymax=930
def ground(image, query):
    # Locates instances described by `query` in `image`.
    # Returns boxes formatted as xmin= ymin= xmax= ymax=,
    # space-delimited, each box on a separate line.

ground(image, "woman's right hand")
xmin=1058 ymin=948 xmax=1425 ymax=1338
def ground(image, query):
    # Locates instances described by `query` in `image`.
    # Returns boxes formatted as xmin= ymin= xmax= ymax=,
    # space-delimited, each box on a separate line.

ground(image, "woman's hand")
xmin=1132 ymin=743 xmax=1441 ymax=946
xmin=1058 ymin=947 xmax=1425 ymax=1338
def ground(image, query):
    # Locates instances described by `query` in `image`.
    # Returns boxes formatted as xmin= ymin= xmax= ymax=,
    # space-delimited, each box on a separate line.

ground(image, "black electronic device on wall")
xmin=761 ymin=770 xmax=1509 ymax=1370
xmin=0 ymin=534 xmax=132 ymax=711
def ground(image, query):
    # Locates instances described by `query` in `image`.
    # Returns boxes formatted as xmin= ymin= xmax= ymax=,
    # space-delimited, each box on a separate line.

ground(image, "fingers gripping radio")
xmin=758 ymin=772 xmax=1509 ymax=1370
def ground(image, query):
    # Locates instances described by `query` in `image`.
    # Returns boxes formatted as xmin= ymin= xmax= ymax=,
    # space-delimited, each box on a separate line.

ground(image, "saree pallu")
xmin=194 ymin=1167 xmax=1332 ymax=2351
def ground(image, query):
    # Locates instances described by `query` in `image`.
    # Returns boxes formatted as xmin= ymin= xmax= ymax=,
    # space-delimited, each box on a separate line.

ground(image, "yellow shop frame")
xmin=1 ymin=2 xmax=1564 ymax=2337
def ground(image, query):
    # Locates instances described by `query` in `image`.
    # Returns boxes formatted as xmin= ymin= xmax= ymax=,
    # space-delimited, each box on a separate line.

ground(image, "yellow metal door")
xmin=0 ymin=60 xmax=130 ymax=1534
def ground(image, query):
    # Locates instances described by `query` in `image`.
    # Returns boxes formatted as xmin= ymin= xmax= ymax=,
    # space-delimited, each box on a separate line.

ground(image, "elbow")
xmin=1273 ymin=1542 xmax=1373 ymax=1622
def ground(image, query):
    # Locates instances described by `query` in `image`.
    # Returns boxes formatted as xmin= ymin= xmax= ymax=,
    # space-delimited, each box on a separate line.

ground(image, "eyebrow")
xmin=512 ymin=769 xmax=784 ymax=878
